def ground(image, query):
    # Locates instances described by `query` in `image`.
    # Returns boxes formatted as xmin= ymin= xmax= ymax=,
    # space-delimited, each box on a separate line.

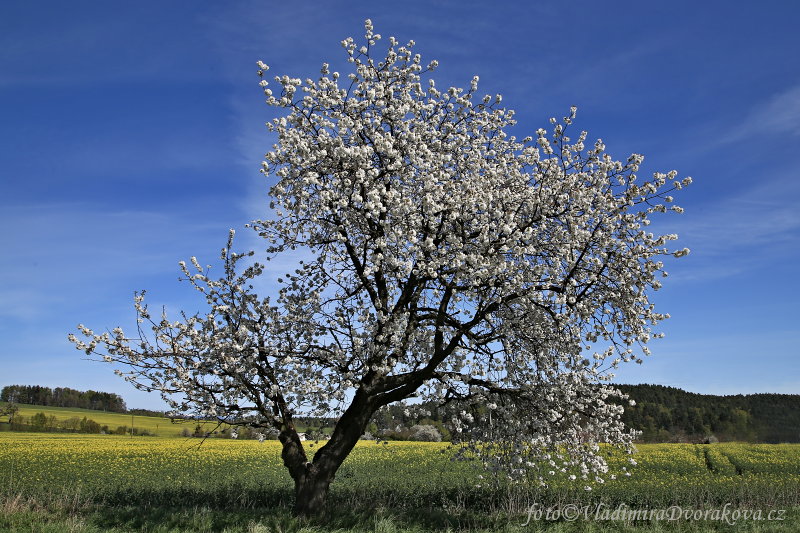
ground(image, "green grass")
xmin=2 ymin=496 xmax=798 ymax=532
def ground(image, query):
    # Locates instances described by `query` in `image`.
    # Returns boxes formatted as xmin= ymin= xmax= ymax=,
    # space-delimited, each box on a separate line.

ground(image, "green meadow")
xmin=0 ymin=402 xmax=219 ymax=437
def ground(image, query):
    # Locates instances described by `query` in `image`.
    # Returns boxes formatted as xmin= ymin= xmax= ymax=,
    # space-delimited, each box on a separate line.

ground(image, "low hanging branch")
xmin=70 ymin=20 xmax=691 ymax=516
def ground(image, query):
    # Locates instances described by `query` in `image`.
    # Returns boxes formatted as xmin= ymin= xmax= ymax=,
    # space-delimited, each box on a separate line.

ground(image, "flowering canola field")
xmin=1 ymin=433 xmax=798 ymax=510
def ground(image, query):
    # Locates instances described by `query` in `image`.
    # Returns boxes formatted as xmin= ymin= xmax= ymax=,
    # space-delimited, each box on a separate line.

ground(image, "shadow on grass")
xmin=55 ymin=504 xmax=800 ymax=533
xmin=88 ymin=505 xmax=292 ymax=532
xmin=85 ymin=504 xmax=519 ymax=532
xmin=5 ymin=489 xmax=800 ymax=533
xmin=86 ymin=485 xmax=530 ymax=531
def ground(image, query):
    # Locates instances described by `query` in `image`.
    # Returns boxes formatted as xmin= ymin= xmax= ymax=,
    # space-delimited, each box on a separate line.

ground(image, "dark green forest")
xmin=362 ymin=384 xmax=800 ymax=444
xmin=1 ymin=385 xmax=127 ymax=412
xmin=616 ymin=384 xmax=800 ymax=443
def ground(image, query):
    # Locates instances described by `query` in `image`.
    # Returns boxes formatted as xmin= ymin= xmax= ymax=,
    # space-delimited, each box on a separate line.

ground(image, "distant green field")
xmin=0 ymin=402 xmax=224 ymax=437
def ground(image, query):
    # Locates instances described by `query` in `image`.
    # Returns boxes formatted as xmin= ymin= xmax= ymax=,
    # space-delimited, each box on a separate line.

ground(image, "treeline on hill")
xmin=615 ymin=384 xmax=800 ymax=443
xmin=0 ymin=385 xmax=165 ymax=417
xmin=1 ymin=385 xmax=127 ymax=412
xmin=357 ymin=385 xmax=800 ymax=444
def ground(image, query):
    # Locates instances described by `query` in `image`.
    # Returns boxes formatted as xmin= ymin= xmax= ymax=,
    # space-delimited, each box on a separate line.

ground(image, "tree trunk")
xmin=293 ymin=463 xmax=334 ymax=516
xmin=281 ymin=389 xmax=377 ymax=516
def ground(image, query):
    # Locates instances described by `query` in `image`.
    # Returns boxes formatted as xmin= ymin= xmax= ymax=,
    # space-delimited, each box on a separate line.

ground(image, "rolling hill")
xmin=0 ymin=402 xmax=225 ymax=437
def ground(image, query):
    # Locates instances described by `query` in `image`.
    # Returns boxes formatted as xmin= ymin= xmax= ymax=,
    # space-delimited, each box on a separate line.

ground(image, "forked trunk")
xmin=281 ymin=389 xmax=376 ymax=516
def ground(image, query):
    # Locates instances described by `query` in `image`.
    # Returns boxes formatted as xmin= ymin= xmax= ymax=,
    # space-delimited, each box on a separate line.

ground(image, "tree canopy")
xmin=70 ymin=20 xmax=690 ymax=515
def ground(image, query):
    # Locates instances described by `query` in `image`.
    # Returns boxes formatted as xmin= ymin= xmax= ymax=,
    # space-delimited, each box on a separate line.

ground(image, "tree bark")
xmin=293 ymin=463 xmax=335 ymax=516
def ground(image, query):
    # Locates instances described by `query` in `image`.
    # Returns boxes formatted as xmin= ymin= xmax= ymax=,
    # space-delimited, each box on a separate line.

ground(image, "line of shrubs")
xmin=0 ymin=409 xmax=154 ymax=436
xmin=177 ymin=423 xmax=445 ymax=442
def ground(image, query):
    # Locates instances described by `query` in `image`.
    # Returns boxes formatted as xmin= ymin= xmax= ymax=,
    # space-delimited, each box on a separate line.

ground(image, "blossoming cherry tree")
xmin=71 ymin=21 xmax=691 ymax=516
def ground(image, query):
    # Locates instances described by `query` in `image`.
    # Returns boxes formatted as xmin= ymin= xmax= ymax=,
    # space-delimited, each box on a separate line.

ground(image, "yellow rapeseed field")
xmin=1 ymin=433 xmax=798 ymax=510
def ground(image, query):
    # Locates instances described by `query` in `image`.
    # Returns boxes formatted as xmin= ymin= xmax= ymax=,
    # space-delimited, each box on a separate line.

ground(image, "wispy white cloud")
xmin=54 ymin=133 xmax=235 ymax=179
xmin=0 ymin=203 xmax=226 ymax=320
xmin=0 ymin=200 xmax=243 ymax=411
xmin=657 ymin=172 xmax=800 ymax=283
xmin=717 ymin=84 xmax=800 ymax=145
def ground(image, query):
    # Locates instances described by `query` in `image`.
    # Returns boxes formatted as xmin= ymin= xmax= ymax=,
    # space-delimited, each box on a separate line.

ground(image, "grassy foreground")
xmin=3 ymin=499 xmax=799 ymax=533
xmin=1 ymin=433 xmax=799 ymax=531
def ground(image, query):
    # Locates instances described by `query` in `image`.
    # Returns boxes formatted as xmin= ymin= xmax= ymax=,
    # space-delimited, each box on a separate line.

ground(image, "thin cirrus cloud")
xmin=0 ymin=203 xmax=226 ymax=320
xmin=717 ymin=83 xmax=800 ymax=145
xmin=665 ymin=176 xmax=800 ymax=283
xmin=651 ymin=84 xmax=800 ymax=284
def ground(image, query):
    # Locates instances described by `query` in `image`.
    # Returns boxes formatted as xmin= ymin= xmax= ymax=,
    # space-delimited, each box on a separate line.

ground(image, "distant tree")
xmin=0 ymin=404 xmax=18 ymax=424
xmin=10 ymin=415 xmax=27 ymax=431
xmin=0 ymin=386 xmax=19 ymax=403
xmin=305 ymin=427 xmax=327 ymax=442
xmin=418 ymin=418 xmax=450 ymax=441
xmin=1 ymin=385 xmax=126 ymax=412
xmin=71 ymin=21 xmax=689 ymax=515
xmin=261 ymin=427 xmax=280 ymax=440
xmin=30 ymin=412 xmax=47 ymax=431
xmin=409 ymin=424 xmax=442 ymax=442
xmin=62 ymin=417 xmax=82 ymax=432
xmin=79 ymin=417 xmax=101 ymax=434
xmin=128 ymin=408 xmax=163 ymax=417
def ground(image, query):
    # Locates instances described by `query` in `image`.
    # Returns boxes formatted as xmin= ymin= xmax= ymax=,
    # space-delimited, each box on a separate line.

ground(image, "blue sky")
xmin=1 ymin=1 xmax=798 ymax=410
